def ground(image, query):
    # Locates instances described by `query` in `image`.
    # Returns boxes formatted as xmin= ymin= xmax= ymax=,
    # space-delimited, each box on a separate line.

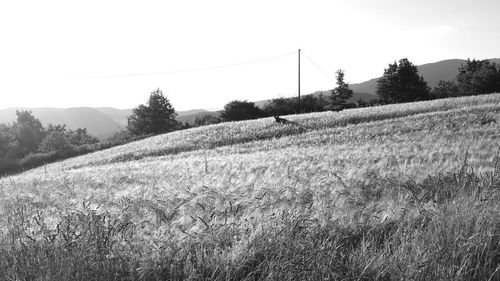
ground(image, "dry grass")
xmin=0 ymin=94 xmax=500 ymax=280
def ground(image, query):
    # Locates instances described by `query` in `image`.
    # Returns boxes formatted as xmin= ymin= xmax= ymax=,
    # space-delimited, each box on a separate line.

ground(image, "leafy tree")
xmin=263 ymin=97 xmax=296 ymax=116
xmin=432 ymin=80 xmax=460 ymax=99
xmin=356 ymin=98 xmax=369 ymax=108
xmin=127 ymin=89 xmax=180 ymax=135
xmin=456 ymin=59 xmax=500 ymax=96
xmin=45 ymin=124 xmax=67 ymax=134
xmin=302 ymin=94 xmax=328 ymax=113
xmin=68 ymin=128 xmax=99 ymax=146
xmin=38 ymin=131 xmax=71 ymax=153
xmin=330 ymin=70 xmax=354 ymax=110
xmin=263 ymin=94 xmax=328 ymax=116
xmin=376 ymin=58 xmax=430 ymax=103
xmin=220 ymin=100 xmax=264 ymax=121
xmin=0 ymin=127 xmax=18 ymax=158
xmin=0 ymin=112 xmax=102 ymax=176
xmin=13 ymin=110 xmax=44 ymax=155
xmin=0 ymin=131 xmax=10 ymax=157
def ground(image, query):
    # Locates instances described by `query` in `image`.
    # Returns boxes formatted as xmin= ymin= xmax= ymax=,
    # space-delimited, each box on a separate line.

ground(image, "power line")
xmin=72 ymin=51 xmax=296 ymax=79
xmin=301 ymin=51 xmax=336 ymax=84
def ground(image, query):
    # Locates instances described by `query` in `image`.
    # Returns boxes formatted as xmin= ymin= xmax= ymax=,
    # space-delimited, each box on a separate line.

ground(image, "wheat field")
xmin=1 ymin=94 xmax=500 ymax=280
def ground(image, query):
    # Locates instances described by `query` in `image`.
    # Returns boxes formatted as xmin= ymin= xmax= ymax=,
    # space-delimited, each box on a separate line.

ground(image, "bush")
xmin=0 ymin=157 xmax=21 ymax=176
xmin=21 ymin=146 xmax=94 ymax=170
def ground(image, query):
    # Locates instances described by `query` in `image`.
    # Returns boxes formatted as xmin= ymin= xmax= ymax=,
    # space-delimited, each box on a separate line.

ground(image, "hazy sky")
xmin=1 ymin=0 xmax=499 ymax=110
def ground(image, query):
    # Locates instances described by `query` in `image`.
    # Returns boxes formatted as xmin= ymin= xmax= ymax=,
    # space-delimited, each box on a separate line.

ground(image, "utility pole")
xmin=298 ymin=49 xmax=301 ymax=114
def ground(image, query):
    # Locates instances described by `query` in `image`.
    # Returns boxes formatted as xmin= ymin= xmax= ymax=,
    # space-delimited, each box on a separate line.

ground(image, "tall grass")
xmin=0 ymin=94 xmax=500 ymax=280
xmin=1 ymin=157 xmax=499 ymax=280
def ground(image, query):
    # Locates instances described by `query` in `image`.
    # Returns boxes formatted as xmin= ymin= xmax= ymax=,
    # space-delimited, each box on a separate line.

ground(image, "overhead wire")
xmin=301 ymin=51 xmax=336 ymax=84
xmin=72 ymin=51 xmax=297 ymax=79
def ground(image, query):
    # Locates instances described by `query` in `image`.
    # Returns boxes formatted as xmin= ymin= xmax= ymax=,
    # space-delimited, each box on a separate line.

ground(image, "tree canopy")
xmin=220 ymin=100 xmax=264 ymax=121
xmin=127 ymin=89 xmax=180 ymax=135
xmin=432 ymin=80 xmax=460 ymax=99
xmin=377 ymin=58 xmax=430 ymax=103
xmin=329 ymin=70 xmax=354 ymax=110
xmin=14 ymin=110 xmax=45 ymax=155
xmin=0 ymin=111 xmax=100 ymax=176
xmin=456 ymin=59 xmax=500 ymax=96
xmin=263 ymin=97 xmax=296 ymax=116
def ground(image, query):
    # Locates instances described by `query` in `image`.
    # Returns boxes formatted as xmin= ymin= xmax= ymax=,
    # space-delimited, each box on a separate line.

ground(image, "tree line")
xmin=377 ymin=58 xmax=500 ymax=102
xmin=1 ymin=58 xmax=498 ymax=176
xmin=0 ymin=111 xmax=99 ymax=174
xmin=199 ymin=58 xmax=500 ymax=124
xmin=191 ymin=69 xmax=357 ymax=126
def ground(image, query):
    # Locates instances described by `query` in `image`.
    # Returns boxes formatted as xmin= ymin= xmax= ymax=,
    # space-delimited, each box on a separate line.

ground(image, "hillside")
xmin=2 ymin=58 xmax=497 ymax=138
xmin=93 ymin=107 xmax=133 ymax=127
xmin=1 ymin=94 xmax=499 ymax=279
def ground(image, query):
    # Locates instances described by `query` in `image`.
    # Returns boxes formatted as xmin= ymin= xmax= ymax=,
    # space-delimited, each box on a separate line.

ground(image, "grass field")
xmin=1 ymin=94 xmax=500 ymax=280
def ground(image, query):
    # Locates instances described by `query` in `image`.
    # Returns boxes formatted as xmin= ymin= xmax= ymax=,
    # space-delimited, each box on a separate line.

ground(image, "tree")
xmin=38 ymin=131 xmax=71 ymax=153
xmin=432 ymin=80 xmax=460 ymax=99
xmin=263 ymin=97 xmax=296 ymax=116
xmin=302 ymin=94 xmax=328 ymax=113
xmin=456 ymin=59 xmax=500 ymax=96
xmin=68 ymin=128 xmax=99 ymax=146
xmin=0 ymin=127 xmax=17 ymax=158
xmin=127 ymin=89 xmax=180 ymax=135
xmin=220 ymin=100 xmax=264 ymax=121
xmin=329 ymin=70 xmax=354 ymax=110
xmin=13 ymin=110 xmax=45 ymax=155
xmin=0 ymin=126 xmax=21 ymax=173
xmin=376 ymin=58 xmax=430 ymax=103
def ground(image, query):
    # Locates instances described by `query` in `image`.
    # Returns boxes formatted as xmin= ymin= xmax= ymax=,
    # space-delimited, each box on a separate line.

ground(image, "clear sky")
xmin=1 ymin=0 xmax=499 ymax=111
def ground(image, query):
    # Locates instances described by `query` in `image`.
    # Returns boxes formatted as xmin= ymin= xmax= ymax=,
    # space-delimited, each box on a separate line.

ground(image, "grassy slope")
xmin=1 ymin=94 xmax=500 ymax=280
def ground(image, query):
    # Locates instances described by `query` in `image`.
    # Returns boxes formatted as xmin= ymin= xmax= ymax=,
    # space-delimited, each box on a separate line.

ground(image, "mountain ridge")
xmin=349 ymin=58 xmax=500 ymax=95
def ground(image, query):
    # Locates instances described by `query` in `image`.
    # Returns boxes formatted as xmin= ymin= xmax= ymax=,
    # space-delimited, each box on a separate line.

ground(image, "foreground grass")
xmin=0 ymin=94 xmax=500 ymax=280
xmin=2 ymin=160 xmax=500 ymax=280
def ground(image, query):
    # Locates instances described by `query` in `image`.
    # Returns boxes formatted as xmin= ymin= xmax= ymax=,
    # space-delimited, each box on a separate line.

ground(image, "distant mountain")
xmin=0 ymin=107 xmax=123 ymax=140
xmin=94 ymin=108 xmax=133 ymax=128
xmin=255 ymin=58 xmax=500 ymax=108
xmin=0 ymin=107 xmax=220 ymax=140
xmin=177 ymin=109 xmax=210 ymax=116
xmin=91 ymin=107 xmax=207 ymax=127
xmin=349 ymin=58 xmax=500 ymax=95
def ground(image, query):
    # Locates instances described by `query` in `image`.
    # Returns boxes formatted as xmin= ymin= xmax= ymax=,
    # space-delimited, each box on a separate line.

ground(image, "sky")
xmin=0 ymin=0 xmax=499 ymax=111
